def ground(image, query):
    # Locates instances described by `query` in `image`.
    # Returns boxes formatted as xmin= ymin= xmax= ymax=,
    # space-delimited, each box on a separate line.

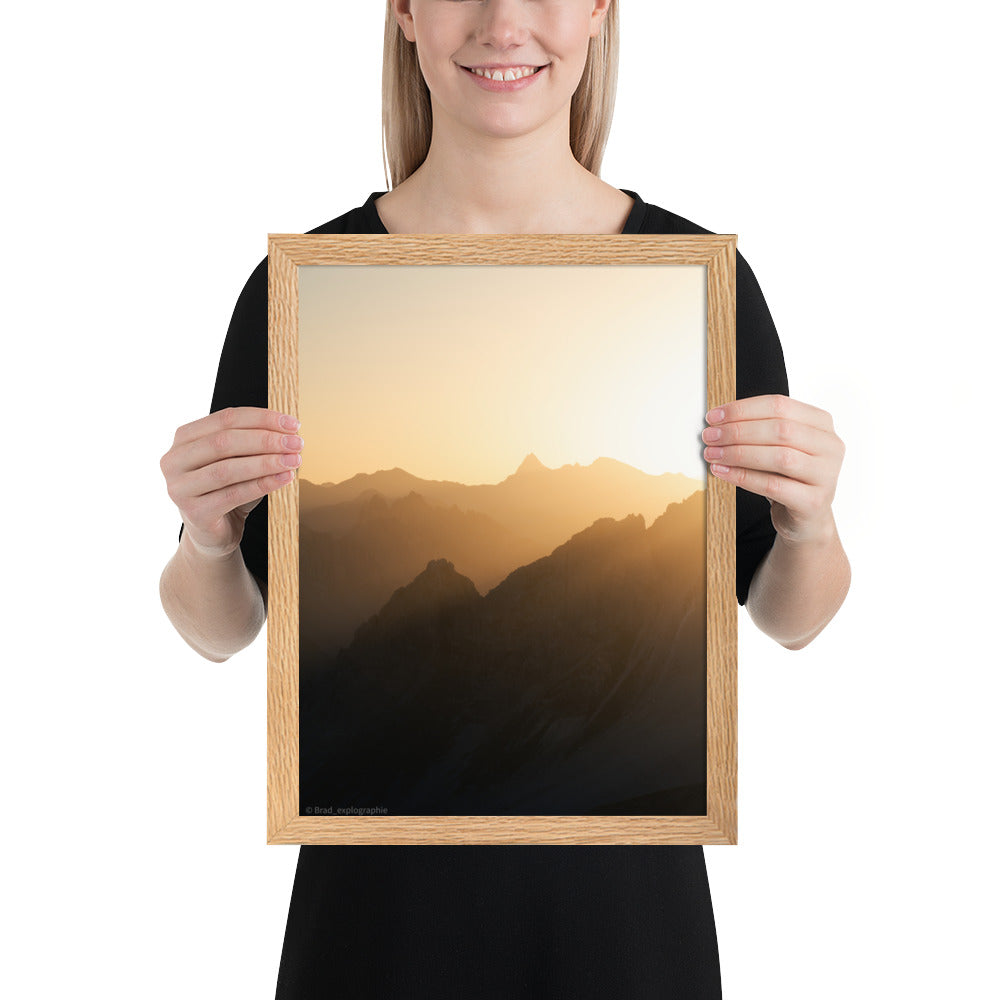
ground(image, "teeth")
xmin=470 ymin=66 xmax=540 ymax=81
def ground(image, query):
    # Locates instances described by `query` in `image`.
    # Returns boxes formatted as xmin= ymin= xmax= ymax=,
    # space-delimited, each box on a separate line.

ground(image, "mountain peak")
xmin=516 ymin=452 xmax=547 ymax=475
xmin=351 ymin=558 xmax=482 ymax=647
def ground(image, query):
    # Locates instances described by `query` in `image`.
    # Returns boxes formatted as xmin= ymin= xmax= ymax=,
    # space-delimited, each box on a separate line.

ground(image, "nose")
xmin=475 ymin=0 xmax=531 ymax=50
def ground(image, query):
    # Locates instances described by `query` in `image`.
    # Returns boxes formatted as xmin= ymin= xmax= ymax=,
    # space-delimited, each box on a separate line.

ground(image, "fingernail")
xmin=281 ymin=435 xmax=303 ymax=450
xmin=704 ymin=447 xmax=723 ymax=461
xmin=703 ymin=426 xmax=722 ymax=442
xmin=711 ymin=463 xmax=731 ymax=476
xmin=280 ymin=415 xmax=301 ymax=431
xmin=281 ymin=452 xmax=302 ymax=468
xmin=706 ymin=408 xmax=725 ymax=423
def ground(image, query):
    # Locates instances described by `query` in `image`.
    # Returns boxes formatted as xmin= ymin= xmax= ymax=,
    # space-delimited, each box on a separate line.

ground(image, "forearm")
xmin=745 ymin=517 xmax=851 ymax=651
xmin=159 ymin=530 xmax=266 ymax=662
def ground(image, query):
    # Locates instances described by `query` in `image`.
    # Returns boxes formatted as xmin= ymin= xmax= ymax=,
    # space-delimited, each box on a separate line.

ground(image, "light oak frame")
xmin=266 ymin=234 xmax=737 ymax=845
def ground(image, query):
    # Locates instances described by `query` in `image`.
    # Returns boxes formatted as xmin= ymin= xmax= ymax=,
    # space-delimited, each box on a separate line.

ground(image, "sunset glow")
xmin=298 ymin=264 xmax=707 ymax=486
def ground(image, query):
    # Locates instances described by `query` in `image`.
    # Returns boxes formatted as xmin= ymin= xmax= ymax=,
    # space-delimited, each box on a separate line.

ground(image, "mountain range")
xmin=298 ymin=454 xmax=702 ymax=665
xmin=298 ymin=489 xmax=708 ymax=816
xmin=301 ymin=453 xmax=700 ymax=545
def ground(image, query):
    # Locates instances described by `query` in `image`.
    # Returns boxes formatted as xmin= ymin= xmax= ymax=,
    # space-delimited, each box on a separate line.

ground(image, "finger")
xmin=186 ymin=468 xmax=297 ymax=526
xmin=172 ymin=406 xmax=300 ymax=448
xmin=709 ymin=462 xmax=814 ymax=509
xmin=703 ymin=443 xmax=826 ymax=486
xmin=172 ymin=449 xmax=303 ymax=503
xmin=702 ymin=418 xmax=837 ymax=458
xmin=706 ymin=395 xmax=834 ymax=433
xmin=170 ymin=428 xmax=303 ymax=479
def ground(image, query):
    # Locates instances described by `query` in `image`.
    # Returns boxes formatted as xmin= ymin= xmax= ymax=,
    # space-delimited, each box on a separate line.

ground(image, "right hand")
xmin=160 ymin=406 xmax=303 ymax=559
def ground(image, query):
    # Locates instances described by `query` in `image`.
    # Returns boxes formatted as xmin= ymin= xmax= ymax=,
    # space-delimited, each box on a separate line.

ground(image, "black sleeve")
xmin=177 ymin=255 xmax=270 ymax=588
xmin=734 ymin=250 xmax=789 ymax=605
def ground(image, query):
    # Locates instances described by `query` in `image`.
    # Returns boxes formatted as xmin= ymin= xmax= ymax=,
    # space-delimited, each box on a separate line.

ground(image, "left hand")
xmin=702 ymin=394 xmax=845 ymax=545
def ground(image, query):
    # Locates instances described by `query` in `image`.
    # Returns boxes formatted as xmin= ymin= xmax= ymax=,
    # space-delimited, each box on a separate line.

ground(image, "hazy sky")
xmin=298 ymin=263 xmax=707 ymax=485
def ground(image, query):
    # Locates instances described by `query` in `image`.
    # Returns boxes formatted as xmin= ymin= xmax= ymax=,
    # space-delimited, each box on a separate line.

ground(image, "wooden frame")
xmin=267 ymin=234 xmax=737 ymax=845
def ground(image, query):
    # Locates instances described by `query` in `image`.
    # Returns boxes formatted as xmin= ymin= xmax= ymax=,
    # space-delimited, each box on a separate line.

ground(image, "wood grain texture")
xmin=268 ymin=233 xmax=735 ymax=267
xmin=266 ymin=240 xmax=300 ymax=844
xmin=266 ymin=234 xmax=738 ymax=845
xmin=706 ymin=239 xmax=738 ymax=846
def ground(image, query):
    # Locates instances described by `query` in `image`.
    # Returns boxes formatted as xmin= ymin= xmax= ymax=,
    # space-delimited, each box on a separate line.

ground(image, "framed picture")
xmin=266 ymin=233 xmax=737 ymax=845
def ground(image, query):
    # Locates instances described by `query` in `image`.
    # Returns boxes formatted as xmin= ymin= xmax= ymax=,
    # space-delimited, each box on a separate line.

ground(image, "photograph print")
xmin=295 ymin=257 xmax=710 ymax=819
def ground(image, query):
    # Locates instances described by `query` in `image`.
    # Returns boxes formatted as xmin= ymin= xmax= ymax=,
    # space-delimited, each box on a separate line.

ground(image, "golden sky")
xmin=298 ymin=263 xmax=706 ymax=485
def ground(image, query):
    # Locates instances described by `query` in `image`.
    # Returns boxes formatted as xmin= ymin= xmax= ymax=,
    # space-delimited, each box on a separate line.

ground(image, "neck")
xmin=399 ymin=104 xmax=597 ymax=233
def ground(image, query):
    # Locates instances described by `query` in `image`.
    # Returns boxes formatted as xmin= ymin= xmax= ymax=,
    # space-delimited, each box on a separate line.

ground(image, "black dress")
xmin=201 ymin=190 xmax=788 ymax=999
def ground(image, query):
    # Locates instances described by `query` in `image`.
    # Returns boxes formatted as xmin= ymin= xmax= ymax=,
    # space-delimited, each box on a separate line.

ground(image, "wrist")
xmin=179 ymin=524 xmax=244 ymax=565
xmin=773 ymin=509 xmax=839 ymax=550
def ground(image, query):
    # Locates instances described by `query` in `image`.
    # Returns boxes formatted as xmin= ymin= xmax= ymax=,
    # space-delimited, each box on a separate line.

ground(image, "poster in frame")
xmin=266 ymin=233 xmax=737 ymax=846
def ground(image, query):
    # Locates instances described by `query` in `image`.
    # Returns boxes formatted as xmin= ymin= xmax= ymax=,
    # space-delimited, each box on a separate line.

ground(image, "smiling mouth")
xmin=460 ymin=65 xmax=548 ymax=82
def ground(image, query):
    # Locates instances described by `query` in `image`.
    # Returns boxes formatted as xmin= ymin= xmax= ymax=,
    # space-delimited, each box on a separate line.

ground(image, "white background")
xmin=4 ymin=1 xmax=996 ymax=996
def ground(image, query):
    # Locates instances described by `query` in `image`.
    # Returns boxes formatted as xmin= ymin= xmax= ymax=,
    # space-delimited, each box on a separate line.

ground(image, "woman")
xmin=160 ymin=2 xmax=850 ymax=996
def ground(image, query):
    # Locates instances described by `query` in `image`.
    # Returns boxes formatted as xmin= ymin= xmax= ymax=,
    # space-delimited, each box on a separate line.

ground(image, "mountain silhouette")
xmin=515 ymin=452 xmax=546 ymax=475
xmin=300 ymin=455 xmax=701 ymax=549
xmin=299 ymin=491 xmax=707 ymax=816
xmin=297 ymin=457 xmax=703 ymax=668
xmin=298 ymin=491 xmax=541 ymax=666
xmin=353 ymin=557 xmax=481 ymax=649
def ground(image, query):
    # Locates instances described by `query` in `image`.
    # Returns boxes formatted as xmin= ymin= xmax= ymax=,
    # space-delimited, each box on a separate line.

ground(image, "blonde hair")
xmin=381 ymin=1 xmax=620 ymax=190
